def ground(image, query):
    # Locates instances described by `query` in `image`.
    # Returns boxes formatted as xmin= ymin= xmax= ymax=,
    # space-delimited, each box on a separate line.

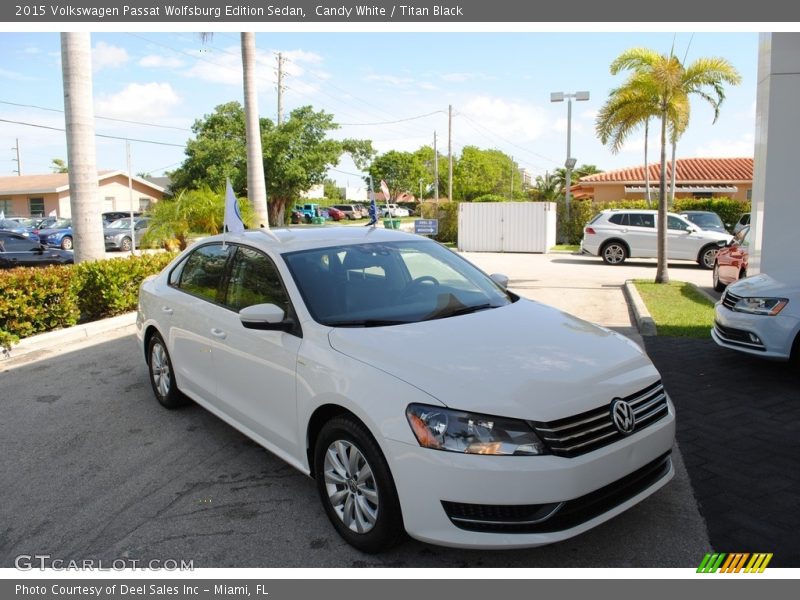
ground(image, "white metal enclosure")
xmin=457 ymin=202 xmax=557 ymax=252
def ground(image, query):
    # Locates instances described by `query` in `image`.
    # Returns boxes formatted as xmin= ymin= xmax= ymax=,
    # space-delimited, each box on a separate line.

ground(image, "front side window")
xmin=224 ymin=246 xmax=290 ymax=312
xmin=667 ymin=216 xmax=689 ymax=231
xmin=177 ymin=244 xmax=231 ymax=303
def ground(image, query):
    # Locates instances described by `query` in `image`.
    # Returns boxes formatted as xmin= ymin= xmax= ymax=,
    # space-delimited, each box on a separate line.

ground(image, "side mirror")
xmin=239 ymin=303 xmax=295 ymax=332
xmin=490 ymin=273 xmax=509 ymax=289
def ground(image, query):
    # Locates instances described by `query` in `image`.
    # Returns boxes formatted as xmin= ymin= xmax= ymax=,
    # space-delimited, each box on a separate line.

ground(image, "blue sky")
xmin=0 ymin=31 xmax=759 ymax=187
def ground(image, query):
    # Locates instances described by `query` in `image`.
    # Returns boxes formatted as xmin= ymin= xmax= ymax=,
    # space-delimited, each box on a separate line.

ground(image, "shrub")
xmin=0 ymin=252 xmax=177 ymax=346
xmin=672 ymin=197 xmax=750 ymax=229
xmin=472 ymin=194 xmax=506 ymax=203
xmin=420 ymin=201 xmax=458 ymax=244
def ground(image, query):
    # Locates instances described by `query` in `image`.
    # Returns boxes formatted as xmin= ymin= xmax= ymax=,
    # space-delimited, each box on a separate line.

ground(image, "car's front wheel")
xmin=601 ymin=241 xmax=627 ymax=265
xmin=147 ymin=333 xmax=187 ymax=409
xmin=698 ymin=244 xmax=718 ymax=270
xmin=61 ymin=236 xmax=73 ymax=250
xmin=314 ymin=416 xmax=405 ymax=553
xmin=120 ymin=236 xmax=132 ymax=251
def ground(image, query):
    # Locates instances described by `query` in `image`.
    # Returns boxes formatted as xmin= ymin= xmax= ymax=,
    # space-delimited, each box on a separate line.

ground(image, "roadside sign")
xmin=414 ymin=219 xmax=439 ymax=236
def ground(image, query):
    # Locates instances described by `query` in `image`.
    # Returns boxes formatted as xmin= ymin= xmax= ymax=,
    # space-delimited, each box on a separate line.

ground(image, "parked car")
xmin=581 ymin=209 xmax=732 ymax=269
xmin=712 ymin=273 xmax=800 ymax=365
xmin=0 ymin=218 xmax=35 ymax=238
xmin=732 ymin=212 xmax=751 ymax=235
xmin=382 ymin=204 xmax=410 ymax=218
xmin=322 ymin=207 xmax=345 ymax=222
xmin=103 ymin=211 xmax=141 ymax=224
xmin=679 ymin=210 xmax=728 ymax=233
xmin=32 ymin=216 xmax=59 ymax=235
xmin=104 ymin=217 xmax=150 ymax=251
xmin=137 ymin=227 xmax=675 ymax=552
xmin=0 ymin=232 xmax=74 ymax=268
xmin=713 ymin=226 xmax=750 ymax=292
xmin=354 ymin=204 xmax=368 ymax=218
xmin=293 ymin=204 xmax=321 ymax=220
xmin=38 ymin=218 xmax=73 ymax=250
xmin=331 ymin=204 xmax=363 ymax=220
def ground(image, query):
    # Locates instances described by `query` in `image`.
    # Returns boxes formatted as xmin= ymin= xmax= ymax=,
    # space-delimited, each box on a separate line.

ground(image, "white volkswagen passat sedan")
xmin=137 ymin=227 xmax=675 ymax=552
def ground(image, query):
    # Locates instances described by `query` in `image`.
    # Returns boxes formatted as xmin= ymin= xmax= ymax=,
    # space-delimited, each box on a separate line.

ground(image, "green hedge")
xmin=420 ymin=201 xmax=459 ymax=244
xmin=0 ymin=252 xmax=176 ymax=351
xmin=671 ymin=197 xmax=750 ymax=229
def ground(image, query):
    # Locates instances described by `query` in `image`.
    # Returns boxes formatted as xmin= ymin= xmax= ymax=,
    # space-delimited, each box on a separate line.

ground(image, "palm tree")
xmin=606 ymin=48 xmax=740 ymax=283
xmin=60 ymin=32 xmax=105 ymax=262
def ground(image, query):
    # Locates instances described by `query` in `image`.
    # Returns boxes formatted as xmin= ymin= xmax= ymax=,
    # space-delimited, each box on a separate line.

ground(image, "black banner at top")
xmin=3 ymin=0 xmax=800 ymax=23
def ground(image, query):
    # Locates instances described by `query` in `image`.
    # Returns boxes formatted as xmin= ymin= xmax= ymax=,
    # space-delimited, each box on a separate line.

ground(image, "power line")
xmin=457 ymin=113 xmax=559 ymax=167
xmin=338 ymin=110 xmax=446 ymax=127
xmin=0 ymin=100 xmax=192 ymax=132
xmin=0 ymin=118 xmax=186 ymax=148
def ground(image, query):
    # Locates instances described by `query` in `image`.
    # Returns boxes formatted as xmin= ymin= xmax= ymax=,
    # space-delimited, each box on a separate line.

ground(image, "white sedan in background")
xmin=382 ymin=204 xmax=410 ymax=218
xmin=137 ymin=227 xmax=675 ymax=552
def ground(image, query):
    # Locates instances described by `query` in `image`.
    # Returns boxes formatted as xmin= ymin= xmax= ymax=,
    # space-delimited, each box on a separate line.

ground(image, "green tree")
xmin=529 ymin=171 xmax=561 ymax=201
xmin=50 ymin=158 xmax=69 ymax=173
xmin=323 ymin=178 xmax=343 ymax=200
xmin=367 ymin=150 xmax=427 ymax=201
xmin=453 ymin=146 xmax=522 ymax=201
xmin=605 ymin=48 xmax=740 ymax=283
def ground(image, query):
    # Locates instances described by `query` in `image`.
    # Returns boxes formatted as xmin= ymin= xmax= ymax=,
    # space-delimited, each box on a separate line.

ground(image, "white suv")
xmin=581 ymin=209 xmax=732 ymax=269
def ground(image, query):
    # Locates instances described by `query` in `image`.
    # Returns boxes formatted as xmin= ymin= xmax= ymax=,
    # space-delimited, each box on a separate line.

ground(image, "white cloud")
xmin=460 ymin=96 xmax=549 ymax=141
xmin=694 ymin=133 xmax=755 ymax=157
xmin=23 ymin=46 xmax=40 ymax=55
xmin=139 ymin=54 xmax=185 ymax=69
xmin=0 ymin=67 xmax=36 ymax=82
xmin=419 ymin=82 xmax=437 ymax=91
xmin=619 ymin=136 xmax=646 ymax=154
xmin=95 ymin=82 xmax=181 ymax=120
xmin=92 ymin=41 xmax=129 ymax=73
xmin=442 ymin=72 xmax=473 ymax=83
xmin=553 ymin=117 xmax=585 ymax=135
xmin=365 ymin=74 xmax=415 ymax=86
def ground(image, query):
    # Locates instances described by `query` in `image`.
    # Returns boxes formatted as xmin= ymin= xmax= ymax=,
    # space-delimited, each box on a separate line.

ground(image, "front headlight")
xmin=733 ymin=297 xmax=788 ymax=316
xmin=406 ymin=404 xmax=549 ymax=456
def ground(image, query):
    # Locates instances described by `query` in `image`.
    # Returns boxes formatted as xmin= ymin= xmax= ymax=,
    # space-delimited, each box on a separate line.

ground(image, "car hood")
xmin=728 ymin=273 xmax=800 ymax=298
xmin=39 ymin=228 xmax=71 ymax=235
xmin=327 ymin=299 xmax=659 ymax=422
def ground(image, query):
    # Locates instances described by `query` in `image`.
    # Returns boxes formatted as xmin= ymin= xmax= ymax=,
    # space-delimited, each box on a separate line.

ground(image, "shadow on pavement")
xmin=644 ymin=335 xmax=800 ymax=566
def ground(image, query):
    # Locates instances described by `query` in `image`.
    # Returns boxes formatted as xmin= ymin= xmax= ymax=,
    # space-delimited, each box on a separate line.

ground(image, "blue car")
xmin=38 ymin=218 xmax=74 ymax=250
xmin=0 ymin=218 xmax=36 ymax=239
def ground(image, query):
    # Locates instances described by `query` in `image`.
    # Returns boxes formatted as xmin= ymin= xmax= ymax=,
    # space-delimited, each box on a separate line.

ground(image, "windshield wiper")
xmin=325 ymin=319 xmax=409 ymax=328
xmin=422 ymin=303 xmax=496 ymax=322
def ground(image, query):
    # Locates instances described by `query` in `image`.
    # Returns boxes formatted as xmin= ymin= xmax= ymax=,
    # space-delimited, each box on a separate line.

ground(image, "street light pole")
xmin=550 ymin=90 xmax=589 ymax=230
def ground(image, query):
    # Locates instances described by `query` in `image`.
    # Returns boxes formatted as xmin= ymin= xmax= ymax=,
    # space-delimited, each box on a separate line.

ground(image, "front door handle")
xmin=210 ymin=328 xmax=227 ymax=340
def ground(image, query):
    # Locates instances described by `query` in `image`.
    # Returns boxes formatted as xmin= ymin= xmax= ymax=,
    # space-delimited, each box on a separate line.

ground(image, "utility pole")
xmin=12 ymin=138 xmax=21 ymax=175
xmin=448 ymin=104 xmax=453 ymax=201
xmin=433 ymin=131 xmax=439 ymax=204
xmin=510 ymin=155 xmax=514 ymax=200
xmin=276 ymin=52 xmax=286 ymax=125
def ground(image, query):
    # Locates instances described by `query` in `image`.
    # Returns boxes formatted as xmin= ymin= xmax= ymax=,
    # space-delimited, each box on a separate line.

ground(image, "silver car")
xmin=104 ymin=217 xmax=150 ymax=251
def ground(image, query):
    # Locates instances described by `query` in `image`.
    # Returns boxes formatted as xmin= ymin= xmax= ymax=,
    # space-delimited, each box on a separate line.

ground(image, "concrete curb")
xmin=687 ymin=281 xmax=720 ymax=305
xmin=623 ymin=279 xmax=657 ymax=337
xmin=7 ymin=312 xmax=137 ymax=359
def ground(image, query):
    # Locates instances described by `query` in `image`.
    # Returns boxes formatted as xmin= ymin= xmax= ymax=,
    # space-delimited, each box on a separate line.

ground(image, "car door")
xmin=666 ymin=215 xmax=698 ymax=260
xmin=624 ymin=212 xmax=657 ymax=257
xmin=206 ymin=245 xmax=303 ymax=459
xmin=165 ymin=242 xmax=232 ymax=402
xmin=719 ymin=228 xmax=750 ymax=281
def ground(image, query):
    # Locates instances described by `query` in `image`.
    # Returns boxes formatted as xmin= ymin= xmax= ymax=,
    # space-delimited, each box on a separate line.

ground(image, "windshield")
xmin=684 ymin=213 xmax=723 ymax=228
xmin=284 ymin=240 xmax=513 ymax=326
xmin=44 ymin=218 xmax=71 ymax=229
xmin=107 ymin=218 xmax=136 ymax=229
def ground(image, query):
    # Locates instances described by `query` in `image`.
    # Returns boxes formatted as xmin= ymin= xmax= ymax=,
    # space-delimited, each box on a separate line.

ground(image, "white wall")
xmin=458 ymin=202 xmax=556 ymax=253
xmin=751 ymin=33 xmax=800 ymax=281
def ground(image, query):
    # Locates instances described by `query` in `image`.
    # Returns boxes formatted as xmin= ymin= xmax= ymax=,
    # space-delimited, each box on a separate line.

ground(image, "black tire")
xmin=147 ymin=332 xmax=187 ymax=409
xmin=120 ymin=236 xmax=132 ymax=251
xmin=601 ymin=241 xmax=627 ymax=265
xmin=713 ymin=263 xmax=726 ymax=292
xmin=698 ymin=244 xmax=718 ymax=270
xmin=61 ymin=236 xmax=73 ymax=250
xmin=314 ymin=416 xmax=405 ymax=553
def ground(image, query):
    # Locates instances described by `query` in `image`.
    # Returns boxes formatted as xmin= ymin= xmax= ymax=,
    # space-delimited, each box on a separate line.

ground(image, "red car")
xmin=713 ymin=226 xmax=750 ymax=292
xmin=325 ymin=206 xmax=345 ymax=221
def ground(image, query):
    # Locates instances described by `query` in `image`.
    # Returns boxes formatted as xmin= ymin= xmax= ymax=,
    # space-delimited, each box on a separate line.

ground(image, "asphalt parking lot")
xmin=0 ymin=251 xmax=760 ymax=568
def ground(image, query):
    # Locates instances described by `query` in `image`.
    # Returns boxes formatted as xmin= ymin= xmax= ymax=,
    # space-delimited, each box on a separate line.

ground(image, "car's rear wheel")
xmin=601 ymin=241 xmax=627 ymax=265
xmin=147 ymin=333 xmax=187 ymax=409
xmin=120 ymin=236 xmax=132 ymax=251
xmin=61 ymin=236 xmax=73 ymax=250
xmin=713 ymin=263 xmax=726 ymax=292
xmin=314 ymin=416 xmax=404 ymax=553
xmin=698 ymin=244 xmax=718 ymax=270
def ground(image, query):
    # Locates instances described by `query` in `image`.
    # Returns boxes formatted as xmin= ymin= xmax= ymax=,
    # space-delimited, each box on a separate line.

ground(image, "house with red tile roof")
xmin=571 ymin=157 xmax=753 ymax=203
xmin=0 ymin=171 xmax=165 ymax=218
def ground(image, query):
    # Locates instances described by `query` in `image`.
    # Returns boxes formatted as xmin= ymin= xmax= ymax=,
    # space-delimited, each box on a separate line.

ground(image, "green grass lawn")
xmin=551 ymin=244 xmax=580 ymax=252
xmin=634 ymin=280 xmax=716 ymax=338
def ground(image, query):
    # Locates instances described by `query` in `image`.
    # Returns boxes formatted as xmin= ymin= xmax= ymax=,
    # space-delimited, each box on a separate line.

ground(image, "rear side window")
xmin=629 ymin=213 xmax=655 ymax=228
xmin=608 ymin=213 xmax=628 ymax=226
xmin=177 ymin=244 xmax=231 ymax=303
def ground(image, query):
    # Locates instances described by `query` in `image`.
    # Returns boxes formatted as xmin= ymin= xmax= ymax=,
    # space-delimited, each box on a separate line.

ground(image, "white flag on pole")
xmin=0 ymin=211 xmax=4 ymax=220
xmin=380 ymin=179 xmax=390 ymax=201
xmin=49 ymin=209 xmax=57 ymax=217
xmin=224 ymin=178 xmax=245 ymax=234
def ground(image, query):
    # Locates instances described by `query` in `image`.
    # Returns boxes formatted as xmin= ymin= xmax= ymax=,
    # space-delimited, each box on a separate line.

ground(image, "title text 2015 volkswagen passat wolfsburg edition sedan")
xmin=137 ymin=227 xmax=675 ymax=552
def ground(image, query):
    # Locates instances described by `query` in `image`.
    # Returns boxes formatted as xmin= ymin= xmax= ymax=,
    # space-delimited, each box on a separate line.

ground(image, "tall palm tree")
xmin=60 ymin=32 xmax=105 ymax=262
xmin=607 ymin=48 xmax=740 ymax=283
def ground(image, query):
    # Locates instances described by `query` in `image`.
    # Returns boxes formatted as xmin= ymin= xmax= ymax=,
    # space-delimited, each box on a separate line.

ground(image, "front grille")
xmin=442 ymin=451 xmax=672 ymax=534
xmin=722 ymin=290 xmax=740 ymax=310
xmin=530 ymin=381 xmax=668 ymax=458
xmin=714 ymin=320 xmax=766 ymax=351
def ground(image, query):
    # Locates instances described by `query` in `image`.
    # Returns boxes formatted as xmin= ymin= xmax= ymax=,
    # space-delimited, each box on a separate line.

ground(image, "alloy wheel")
xmin=323 ymin=440 xmax=379 ymax=534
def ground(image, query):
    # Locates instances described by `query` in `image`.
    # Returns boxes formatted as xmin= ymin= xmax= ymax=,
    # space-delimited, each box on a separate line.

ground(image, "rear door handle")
xmin=161 ymin=306 xmax=174 ymax=315
xmin=210 ymin=328 xmax=227 ymax=340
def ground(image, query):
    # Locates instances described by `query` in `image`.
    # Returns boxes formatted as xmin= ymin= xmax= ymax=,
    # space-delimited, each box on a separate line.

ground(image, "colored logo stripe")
xmin=697 ymin=552 xmax=772 ymax=573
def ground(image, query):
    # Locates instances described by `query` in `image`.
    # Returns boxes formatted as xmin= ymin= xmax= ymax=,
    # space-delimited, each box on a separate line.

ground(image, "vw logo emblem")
xmin=611 ymin=399 xmax=636 ymax=434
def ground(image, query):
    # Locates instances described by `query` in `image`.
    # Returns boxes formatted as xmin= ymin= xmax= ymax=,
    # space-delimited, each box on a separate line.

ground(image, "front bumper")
xmin=385 ymin=399 xmax=675 ymax=549
xmin=712 ymin=304 xmax=797 ymax=360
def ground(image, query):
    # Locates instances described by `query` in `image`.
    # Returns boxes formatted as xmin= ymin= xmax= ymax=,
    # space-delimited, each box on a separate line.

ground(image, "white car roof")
xmin=202 ymin=226 xmax=420 ymax=254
